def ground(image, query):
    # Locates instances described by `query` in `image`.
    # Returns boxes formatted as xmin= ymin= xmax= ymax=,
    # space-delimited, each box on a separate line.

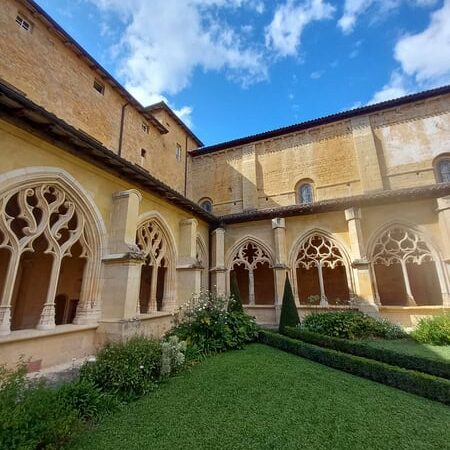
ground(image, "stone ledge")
xmin=0 ymin=324 xmax=98 ymax=344
xmin=379 ymin=306 xmax=450 ymax=312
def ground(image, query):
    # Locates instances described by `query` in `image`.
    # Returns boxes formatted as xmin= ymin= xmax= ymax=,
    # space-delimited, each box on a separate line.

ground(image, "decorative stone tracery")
xmin=230 ymin=241 xmax=274 ymax=305
xmin=0 ymin=173 xmax=103 ymax=336
xmin=136 ymin=218 xmax=172 ymax=313
xmin=293 ymin=233 xmax=350 ymax=305
xmin=371 ymin=226 xmax=441 ymax=305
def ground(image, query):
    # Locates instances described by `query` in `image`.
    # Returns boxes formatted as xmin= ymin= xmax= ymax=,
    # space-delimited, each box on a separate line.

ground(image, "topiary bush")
xmin=301 ymin=311 xmax=406 ymax=340
xmin=79 ymin=336 xmax=163 ymax=401
xmin=170 ymin=291 xmax=259 ymax=355
xmin=279 ymin=274 xmax=300 ymax=333
xmin=412 ymin=313 xmax=450 ymax=345
xmin=228 ymin=271 xmax=244 ymax=313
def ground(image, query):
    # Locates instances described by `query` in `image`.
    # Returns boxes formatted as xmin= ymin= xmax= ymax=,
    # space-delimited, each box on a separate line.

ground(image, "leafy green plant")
xmin=260 ymin=330 xmax=450 ymax=405
xmin=412 ymin=313 xmax=450 ymax=345
xmin=301 ymin=311 xmax=406 ymax=340
xmin=161 ymin=336 xmax=187 ymax=378
xmin=306 ymin=294 xmax=321 ymax=305
xmin=170 ymin=291 xmax=259 ymax=355
xmin=279 ymin=274 xmax=300 ymax=332
xmin=79 ymin=336 xmax=162 ymax=401
xmin=0 ymin=363 xmax=80 ymax=450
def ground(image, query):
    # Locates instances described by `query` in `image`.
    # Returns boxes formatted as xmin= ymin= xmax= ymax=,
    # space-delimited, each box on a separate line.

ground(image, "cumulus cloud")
xmin=90 ymin=0 xmax=268 ymax=124
xmin=369 ymin=0 xmax=450 ymax=105
xmin=338 ymin=0 xmax=438 ymax=34
xmin=265 ymin=0 xmax=335 ymax=57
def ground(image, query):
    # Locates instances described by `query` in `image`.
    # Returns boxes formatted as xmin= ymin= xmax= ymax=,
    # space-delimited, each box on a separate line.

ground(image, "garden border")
xmin=259 ymin=330 xmax=450 ymax=405
xmin=282 ymin=327 xmax=450 ymax=379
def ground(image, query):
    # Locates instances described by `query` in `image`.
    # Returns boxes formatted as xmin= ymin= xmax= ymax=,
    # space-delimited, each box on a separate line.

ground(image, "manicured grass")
xmin=70 ymin=344 xmax=450 ymax=450
xmin=361 ymin=339 xmax=450 ymax=362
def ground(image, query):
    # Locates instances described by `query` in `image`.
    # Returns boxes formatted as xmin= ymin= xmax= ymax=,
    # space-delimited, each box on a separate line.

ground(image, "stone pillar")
xmin=241 ymin=145 xmax=258 ymax=211
xmin=344 ymin=207 xmax=379 ymax=314
xmin=272 ymin=218 xmax=288 ymax=322
xmin=351 ymin=116 xmax=384 ymax=193
xmin=102 ymin=189 xmax=144 ymax=320
xmin=436 ymin=196 xmax=450 ymax=306
xmin=177 ymin=219 xmax=202 ymax=305
xmin=210 ymin=227 xmax=227 ymax=295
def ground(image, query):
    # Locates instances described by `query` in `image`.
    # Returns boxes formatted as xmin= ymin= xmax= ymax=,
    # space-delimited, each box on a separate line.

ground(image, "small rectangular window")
xmin=16 ymin=14 xmax=32 ymax=32
xmin=176 ymin=143 xmax=182 ymax=161
xmin=142 ymin=122 xmax=149 ymax=133
xmin=140 ymin=148 xmax=147 ymax=158
xmin=93 ymin=79 xmax=105 ymax=95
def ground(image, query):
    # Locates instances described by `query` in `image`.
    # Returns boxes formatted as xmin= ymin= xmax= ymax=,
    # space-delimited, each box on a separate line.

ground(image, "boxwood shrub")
xmin=283 ymin=326 xmax=450 ymax=379
xmin=259 ymin=330 xmax=450 ymax=405
xmin=301 ymin=311 xmax=406 ymax=340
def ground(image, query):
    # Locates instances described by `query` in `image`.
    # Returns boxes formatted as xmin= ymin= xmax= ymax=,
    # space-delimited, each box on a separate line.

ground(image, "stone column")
xmin=272 ymin=218 xmax=288 ymax=321
xmin=101 ymin=189 xmax=144 ymax=320
xmin=437 ymin=196 xmax=450 ymax=306
xmin=177 ymin=219 xmax=202 ymax=305
xmin=210 ymin=227 xmax=227 ymax=295
xmin=351 ymin=116 xmax=384 ymax=193
xmin=344 ymin=207 xmax=379 ymax=314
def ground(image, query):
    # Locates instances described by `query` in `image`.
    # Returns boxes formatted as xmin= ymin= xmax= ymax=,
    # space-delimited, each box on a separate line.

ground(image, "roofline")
xmin=0 ymin=80 xmax=215 ymax=223
xmin=17 ymin=0 xmax=178 ymax=136
xmin=191 ymin=84 xmax=450 ymax=156
xmin=216 ymin=183 xmax=450 ymax=225
xmin=146 ymin=102 xmax=204 ymax=147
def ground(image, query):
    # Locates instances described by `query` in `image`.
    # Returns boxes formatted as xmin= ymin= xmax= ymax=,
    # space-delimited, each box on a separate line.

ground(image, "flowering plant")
xmin=170 ymin=291 xmax=259 ymax=355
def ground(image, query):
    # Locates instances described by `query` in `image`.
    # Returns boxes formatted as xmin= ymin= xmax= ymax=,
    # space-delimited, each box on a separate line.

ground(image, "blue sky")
xmin=35 ymin=0 xmax=450 ymax=146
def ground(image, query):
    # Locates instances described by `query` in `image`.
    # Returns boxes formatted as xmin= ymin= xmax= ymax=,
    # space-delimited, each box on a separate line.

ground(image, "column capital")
xmin=437 ymin=196 xmax=450 ymax=212
xmin=212 ymin=227 xmax=226 ymax=236
xmin=345 ymin=207 xmax=362 ymax=222
xmin=271 ymin=217 xmax=286 ymax=229
xmin=112 ymin=189 xmax=142 ymax=201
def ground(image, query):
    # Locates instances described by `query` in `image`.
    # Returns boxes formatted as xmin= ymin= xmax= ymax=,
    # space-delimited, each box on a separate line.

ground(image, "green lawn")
xmin=70 ymin=344 xmax=450 ymax=450
xmin=360 ymin=338 xmax=450 ymax=362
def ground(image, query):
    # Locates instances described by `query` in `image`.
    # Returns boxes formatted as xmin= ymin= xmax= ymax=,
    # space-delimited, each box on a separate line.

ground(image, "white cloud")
xmin=338 ymin=0 xmax=438 ymax=34
xmin=395 ymin=0 xmax=450 ymax=86
xmin=310 ymin=70 xmax=324 ymax=79
xmin=265 ymin=0 xmax=335 ymax=57
xmin=368 ymin=71 xmax=409 ymax=104
xmin=90 ymin=0 xmax=268 ymax=125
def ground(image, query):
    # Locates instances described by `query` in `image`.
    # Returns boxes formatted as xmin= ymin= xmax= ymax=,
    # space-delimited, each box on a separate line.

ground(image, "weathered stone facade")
xmin=0 ymin=0 xmax=449 ymax=370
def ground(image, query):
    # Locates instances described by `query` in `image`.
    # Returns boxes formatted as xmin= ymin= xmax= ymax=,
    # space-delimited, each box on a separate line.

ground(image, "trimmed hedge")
xmin=259 ymin=330 xmax=450 ymax=405
xmin=283 ymin=326 xmax=450 ymax=380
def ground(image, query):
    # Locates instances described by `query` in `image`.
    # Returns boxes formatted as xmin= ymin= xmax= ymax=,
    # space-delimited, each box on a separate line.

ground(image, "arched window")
xmin=298 ymin=183 xmax=314 ymax=204
xmin=437 ymin=159 xmax=450 ymax=183
xmin=371 ymin=226 xmax=443 ymax=306
xmin=199 ymin=199 xmax=213 ymax=213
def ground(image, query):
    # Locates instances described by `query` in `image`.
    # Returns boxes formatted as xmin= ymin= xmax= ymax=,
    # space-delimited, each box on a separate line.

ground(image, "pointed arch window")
xmin=437 ymin=159 xmax=450 ymax=183
xmin=298 ymin=182 xmax=314 ymax=204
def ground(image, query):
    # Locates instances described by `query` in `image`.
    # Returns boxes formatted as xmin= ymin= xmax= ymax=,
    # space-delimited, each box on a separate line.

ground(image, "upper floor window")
xmin=93 ymin=79 xmax=105 ymax=95
xmin=437 ymin=159 xmax=450 ymax=183
xmin=298 ymin=183 xmax=314 ymax=204
xmin=176 ymin=143 xmax=182 ymax=161
xmin=200 ymin=199 xmax=213 ymax=213
xmin=16 ymin=14 xmax=33 ymax=32
xmin=142 ymin=122 xmax=149 ymax=133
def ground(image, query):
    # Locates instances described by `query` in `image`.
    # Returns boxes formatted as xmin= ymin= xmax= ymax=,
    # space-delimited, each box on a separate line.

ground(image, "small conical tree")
xmin=228 ymin=271 xmax=243 ymax=313
xmin=279 ymin=274 xmax=300 ymax=333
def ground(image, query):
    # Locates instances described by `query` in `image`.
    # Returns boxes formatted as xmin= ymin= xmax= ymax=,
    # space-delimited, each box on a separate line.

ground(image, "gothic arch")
xmin=367 ymin=221 xmax=448 ymax=306
xmin=0 ymin=167 xmax=106 ymax=335
xmin=196 ymin=234 xmax=209 ymax=291
xmin=226 ymin=236 xmax=275 ymax=305
xmin=289 ymin=229 xmax=354 ymax=305
xmin=136 ymin=211 xmax=177 ymax=313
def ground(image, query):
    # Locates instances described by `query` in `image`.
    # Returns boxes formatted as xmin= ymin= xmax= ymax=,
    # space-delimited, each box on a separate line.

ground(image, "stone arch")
xmin=136 ymin=211 xmax=177 ymax=313
xmin=367 ymin=221 xmax=448 ymax=306
xmin=0 ymin=167 xmax=106 ymax=335
xmin=196 ymin=234 xmax=209 ymax=291
xmin=226 ymin=236 xmax=275 ymax=305
xmin=289 ymin=229 xmax=354 ymax=306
